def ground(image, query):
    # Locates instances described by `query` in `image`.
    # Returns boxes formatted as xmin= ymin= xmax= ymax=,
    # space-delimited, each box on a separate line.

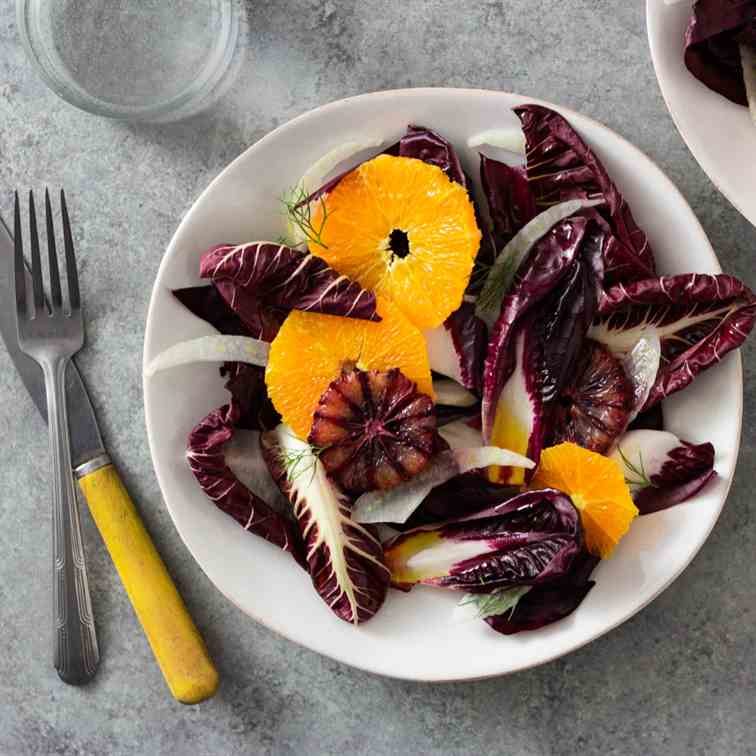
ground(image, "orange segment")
xmin=310 ymin=154 xmax=481 ymax=329
xmin=530 ymin=442 xmax=638 ymax=559
xmin=266 ymin=297 xmax=433 ymax=440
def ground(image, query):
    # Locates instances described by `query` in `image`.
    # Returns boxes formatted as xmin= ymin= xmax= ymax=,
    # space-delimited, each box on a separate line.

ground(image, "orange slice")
xmin=266 ymin=297 xmax=433 ymax=440
xmin=309 ymin=154 xmax=481 ymax=329
xmin=530 ymin=442 xmax=638 ymax=559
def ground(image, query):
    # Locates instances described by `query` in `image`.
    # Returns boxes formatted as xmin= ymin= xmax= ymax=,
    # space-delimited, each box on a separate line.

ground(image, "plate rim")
xmin=143 ymin=87 xmax=743 ymax=681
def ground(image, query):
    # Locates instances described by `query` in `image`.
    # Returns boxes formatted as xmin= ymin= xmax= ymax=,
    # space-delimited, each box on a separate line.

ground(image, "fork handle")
xmin=45 ymin=357 xmax=99 ymax=685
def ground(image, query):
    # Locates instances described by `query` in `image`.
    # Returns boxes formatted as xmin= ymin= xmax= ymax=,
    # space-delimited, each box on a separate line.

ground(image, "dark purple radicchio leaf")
xmin=514 ymin=104 xmax=656 ymax=285
xmin=591 ymin=274 xmax=756 ymax=409
xmin=539 ymin=215 xmax=605 ymax=405
xmin=481 ymin=216 xmax=590 ymax=481
xmin=200 ymin=242 xmax=380 ymax=341
xmin=485 ymin=550 xmax=599 ymax=635
xmin=187 ymin=403 xmax=304 ymax=564
xmin=173 ymin=285 xmax=251 ymax=336
xmin=308 ymin=124 xmax=470 ymax=204
xmin=684 ymin=1 xmax=756 ymax=106
xmin=387 ymin=124 xmax=468 ymax=186
xmin=384 ymin=489 xmax=582 ymax=592
xmin=220 ymin=362 xmax=281 ymax=431
xmin=480 ymin=155 xmax=537 ymax=251
xmin=443 ymin=302 xmax=487 ymax=394
xmin=611 ymin=430 xmax=717 ymax=515
xmin=407 ymin=472 xmax=520 ymax=527
xmin=261 ymin=425 xmax=390 ymax=624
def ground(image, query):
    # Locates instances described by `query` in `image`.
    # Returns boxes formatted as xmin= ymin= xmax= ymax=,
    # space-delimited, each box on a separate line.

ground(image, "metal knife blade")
xmin=0 ymin=214 xmax=107 ymax=471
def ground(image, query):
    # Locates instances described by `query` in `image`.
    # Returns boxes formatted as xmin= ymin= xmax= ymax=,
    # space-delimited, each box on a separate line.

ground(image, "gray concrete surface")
xmin=1 ymin=2 xmax=755 ymax=754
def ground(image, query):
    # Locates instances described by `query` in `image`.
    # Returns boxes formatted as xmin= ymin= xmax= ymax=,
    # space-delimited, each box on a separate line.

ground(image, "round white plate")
xmin=647 ymin=0 xmax=756 ymax=226
xmin=144 ymin=88 xmax=742 ymax=681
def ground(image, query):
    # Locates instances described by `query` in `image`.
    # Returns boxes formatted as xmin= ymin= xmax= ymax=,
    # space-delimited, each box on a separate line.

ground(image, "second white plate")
xmin=647 ymin=0 xmax=756 ymax=227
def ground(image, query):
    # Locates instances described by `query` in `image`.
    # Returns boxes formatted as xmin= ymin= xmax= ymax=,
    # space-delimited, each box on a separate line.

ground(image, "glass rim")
xmin=16 ymin=0 xmax=240 ymax=122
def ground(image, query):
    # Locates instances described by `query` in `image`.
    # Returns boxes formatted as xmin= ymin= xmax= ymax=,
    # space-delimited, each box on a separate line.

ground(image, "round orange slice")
xmin=265 ymin=297 xmax=433 ymax=440
xmin=530 ymin=442 xmax=638 ymax=559
xmin=309 ymin=154 xmax=481 ymax=329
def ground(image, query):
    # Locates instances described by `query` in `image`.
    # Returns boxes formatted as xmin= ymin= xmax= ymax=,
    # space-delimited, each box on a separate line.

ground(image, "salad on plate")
xmin=146 ymin=104 xmax=756 ymax=635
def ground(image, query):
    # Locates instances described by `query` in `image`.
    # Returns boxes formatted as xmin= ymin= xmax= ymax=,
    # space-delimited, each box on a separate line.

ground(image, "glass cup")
xmin=17 ymin=0 xmax=243 ymax=122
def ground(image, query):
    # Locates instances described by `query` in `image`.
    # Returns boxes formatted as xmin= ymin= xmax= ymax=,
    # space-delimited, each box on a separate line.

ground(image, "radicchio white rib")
xmin=199 ymin=242 xmax=380 ymax=340
xmin=187 ymin=403 xmax=304 ymax=563
xmin=261 ymin=425 xmax=390 ymax=624
xmin=590 ymin=274 xmax=756 ymax=409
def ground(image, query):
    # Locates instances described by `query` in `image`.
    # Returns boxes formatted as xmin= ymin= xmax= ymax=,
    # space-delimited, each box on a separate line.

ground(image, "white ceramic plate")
xmin=647 ymin=0 xmax=756 ymax=226
xmin=144 ymin=89 xmax=742 ymax=681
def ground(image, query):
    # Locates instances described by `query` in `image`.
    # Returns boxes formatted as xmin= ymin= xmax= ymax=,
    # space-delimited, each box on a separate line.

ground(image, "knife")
xmin=0 ymin=214 xmax=218 ymax=703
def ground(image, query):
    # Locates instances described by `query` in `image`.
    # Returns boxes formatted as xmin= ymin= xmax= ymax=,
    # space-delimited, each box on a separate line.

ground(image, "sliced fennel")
xmin=437 ymin=418 xmax=483 ymax=449
xmin=741 ymin=44 xmax=756 ymax=127
xmin=284 ymin=137 xmax=384 ymax=246
xmin=467 ymin=128 xmax=526 ymax=155
xmin=621 ymin=335 xmax=661 ymax=425
xmin=225 ymin=430 xmax=290 ymax=516
xmin=144 ymin=335 xmax=269 ymax=377
xmin=423 ymin=324 xmax=465 ymax=384
xmin=352 ymin=447 xmax=534 ymax=525
xmin=299 ymin=136 xmax=385 ymax=195
xmin=475 ymin=198 xmax=604 ymax=328
xmin=432 ymin=378 xmax=478 ymax=407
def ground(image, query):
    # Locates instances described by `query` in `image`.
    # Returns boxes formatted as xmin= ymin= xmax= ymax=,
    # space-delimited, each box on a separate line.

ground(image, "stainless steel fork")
xmin=12 ymin=190 xmax=98 ymax=685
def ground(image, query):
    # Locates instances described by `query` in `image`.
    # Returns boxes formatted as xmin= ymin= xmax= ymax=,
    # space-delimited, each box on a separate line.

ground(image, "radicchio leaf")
xmin=475 ymin=199 xmax=604 ymax=328
xmin=200 ymin=242 xmax=380 ymax=341
xmin=479 ymin=156 xmax=537 ymax=251
xmin=384 ymin=489 xmax=582 ymax=592
xmin=481 ymin=215 xmax=590 ymax=476
xmin=173 ymin=285 xmax=250 ymax=336
xmin=187 ymin=403 xmax=304 ymax=563
xmin=425 ymin=303 xmax=487 ymax=393
xmin=485 ymin=550 xmax=599 ymax=634
xmin=590 ymin=274 xmax=756 ymax=409
xmin=387 ymin=124 xmax=468 ymax=187
xmin=409 ymin=473 xmax=520 ymax=528
xmin=684 ymin=0 xmax=756 ymax=106
xmin=610 ymin=430 xmax=716 ymax=515
xmin=515 ymin=104 xmax=656 ymax=284
xmin=221 ymin=362 xmax=281 ymax=431
xmin=261 ymin=425 xmax=390 ymax=624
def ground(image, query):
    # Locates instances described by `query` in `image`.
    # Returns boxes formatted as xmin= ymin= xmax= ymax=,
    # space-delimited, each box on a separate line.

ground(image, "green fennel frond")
xmin=280 ymin=184 xmax=332 ymax=249
xmin=617 ymin=446 xmax=655 ymax=489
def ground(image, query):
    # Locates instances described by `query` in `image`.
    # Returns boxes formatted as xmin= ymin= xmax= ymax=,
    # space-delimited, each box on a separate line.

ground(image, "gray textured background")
xmin=1 ymin=2 xmax=755 ymax=755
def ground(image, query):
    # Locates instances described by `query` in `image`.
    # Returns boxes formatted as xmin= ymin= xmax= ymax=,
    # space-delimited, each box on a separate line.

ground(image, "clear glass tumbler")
xmin=17 ymin=0 xmax=242 ymax=122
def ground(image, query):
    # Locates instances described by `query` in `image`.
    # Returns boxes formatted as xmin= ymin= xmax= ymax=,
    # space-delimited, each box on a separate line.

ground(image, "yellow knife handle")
xmin=77 ymin=462 xmax=219 ymax=704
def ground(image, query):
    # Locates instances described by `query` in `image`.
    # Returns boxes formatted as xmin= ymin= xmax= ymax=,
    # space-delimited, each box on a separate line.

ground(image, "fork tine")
xmin=60 ymin=190 xmax=80 ymax=311
xmin=13 ymin=191 xmax=26 ymax=319
xmin=28 ymin=190 xmax=45 ymax=315
xmin=45 ymin=188 xmax=63 ymax=311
